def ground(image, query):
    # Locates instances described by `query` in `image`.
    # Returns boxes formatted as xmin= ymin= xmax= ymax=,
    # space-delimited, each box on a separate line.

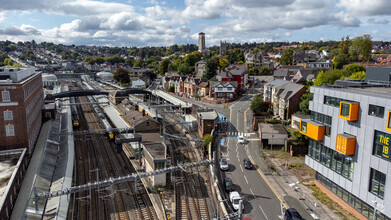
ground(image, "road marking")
xmin=259 ymin=205 xmax=269 ymax=220
xmin=240 ymin=164 xmax=244 ymax=172
xmin=244 ymin=175 xmax=248 ymax=184
xmin=250 ymin=188 xmax=256 ymax=199
xmin=247 ymin=156 xmax=288 ymax=209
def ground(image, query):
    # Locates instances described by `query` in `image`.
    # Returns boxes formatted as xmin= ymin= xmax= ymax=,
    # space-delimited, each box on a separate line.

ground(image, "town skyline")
xmin=1 ymin=0 xmax=391 ymax=47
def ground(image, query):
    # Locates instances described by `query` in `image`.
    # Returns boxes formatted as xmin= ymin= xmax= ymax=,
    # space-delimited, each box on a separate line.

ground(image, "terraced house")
xmin=300 ymin=68 xmax=391 ymax=219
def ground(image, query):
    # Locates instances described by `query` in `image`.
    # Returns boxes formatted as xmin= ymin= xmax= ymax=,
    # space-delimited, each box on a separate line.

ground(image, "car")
xmin=224 ymin=177 xmax=235 ymax=192
xmin=238 ymin=136 xmax=246 ymax=144
xmin=284 ymin=208 xmax=303 ymax=220
xmin=220 ymin=158 xmax=229 ymax=171
xmin=229 ymin=191 xmax=244 ymax=211
xmin=243 ymin=158 xmax=253 ymax=169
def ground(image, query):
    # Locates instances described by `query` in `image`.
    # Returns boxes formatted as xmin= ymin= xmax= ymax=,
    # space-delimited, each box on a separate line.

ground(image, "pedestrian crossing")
xmin=227 ymin=132 xmax=247 ymax=137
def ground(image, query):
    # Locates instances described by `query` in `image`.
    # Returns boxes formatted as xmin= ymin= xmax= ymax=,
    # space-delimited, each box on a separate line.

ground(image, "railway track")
xmin=164 ymin=111 xmax=212 ymax=220
xmin=67 ymin=85 xmax=158 ymax=220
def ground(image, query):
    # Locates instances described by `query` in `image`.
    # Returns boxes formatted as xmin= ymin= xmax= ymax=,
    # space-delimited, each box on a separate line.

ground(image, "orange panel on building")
xmin=336 ymin=134 xmax=356 ymax=155
xmin=300 ymin=120 xmax=325 ymax=141
xmin=339 ymin=101 xmax=360 ymax=121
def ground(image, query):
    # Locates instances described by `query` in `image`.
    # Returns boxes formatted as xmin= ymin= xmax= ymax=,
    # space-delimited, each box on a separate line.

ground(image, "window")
xmin=4 ymin=111 xmax=13 ymax=120
xmin=342 ymin=156 xmax=354 ymax=180
xmin=227 ymin=87 xmax=232 ymax=91
xmin=321 ymin=146 xmax=332 ymax=167
xmin=331 ymin=152 xmax=343 ymax=174
xmin=387 ymin=111 xmax=391 ymax=131
xmin=368 ymin=105 xmax=384 ymax=118
xmin=300 ymin=121 xmax=307 ymax=133
xmin=340 ymin=103 xmax=350 ymax=117
xmin=369 ymin=168 xmax=386 ymax=199
xmin=2 ymin=91 xmax=10 ymax=102
xmin=5 ymin=125 xmax=15 ymax=136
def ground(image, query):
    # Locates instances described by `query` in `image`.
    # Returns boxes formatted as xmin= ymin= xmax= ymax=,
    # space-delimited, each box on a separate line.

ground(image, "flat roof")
xmin=152 ymin=90 xmax=192 ymax=108
xmin=198 ymin=111 xmax=218 ymax=120
xmin=316 ymin=85 xmax=391 ymax=100
xmin=258 ymin=123 xmax=288 ymax=135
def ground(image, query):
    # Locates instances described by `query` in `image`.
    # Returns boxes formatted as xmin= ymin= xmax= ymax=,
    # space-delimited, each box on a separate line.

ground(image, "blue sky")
xmin=0 ymin=0 xmax=391 ymax=47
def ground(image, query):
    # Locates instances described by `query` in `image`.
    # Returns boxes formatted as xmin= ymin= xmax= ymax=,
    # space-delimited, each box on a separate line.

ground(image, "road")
xmin=172 ymin=83 xmax=285 ymax=218
xmin=218 ymin=90 xmax=284 ymax=220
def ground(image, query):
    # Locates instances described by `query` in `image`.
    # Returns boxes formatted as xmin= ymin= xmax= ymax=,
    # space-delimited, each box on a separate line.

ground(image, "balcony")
xmin=299 ymin=119 xmax=325 ymax=141
xmin=336 ymin=134 xmax=356 ymax=155
xmin=339 ymin=101 xmax=359 ymax=121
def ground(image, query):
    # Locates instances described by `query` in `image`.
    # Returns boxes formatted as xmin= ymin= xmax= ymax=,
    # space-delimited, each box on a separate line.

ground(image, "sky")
xmin=0 ymin=0 xmax=391 ymax=47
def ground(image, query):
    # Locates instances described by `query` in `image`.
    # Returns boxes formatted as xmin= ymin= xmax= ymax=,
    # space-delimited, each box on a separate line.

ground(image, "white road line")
xmin=240 ymin=164 xmax=244 ymax=172
xmin=244 ymin=175 xmax=248 ymax=184
xmin=259 ymin=205 xmax=269 ymax=220
xmin=250 ymin=188 xmax=256 ymax=199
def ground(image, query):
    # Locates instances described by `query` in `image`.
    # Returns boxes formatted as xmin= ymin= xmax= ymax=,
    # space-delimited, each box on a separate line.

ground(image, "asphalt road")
xmin=218 ymin=92 xmax=283 ymax=220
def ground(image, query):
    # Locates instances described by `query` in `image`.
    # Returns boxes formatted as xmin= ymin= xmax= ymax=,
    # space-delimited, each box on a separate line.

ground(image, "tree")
xmin=344 ymin=64 xmax=365 ymax=75
xmin=259 ymin=66 xmax=272 ymax=75
xmin=113 ymin=67 xmax=130 ymax=84
xmin=177 ymin=63 xmax=191 ymax=75
xmin=250 ymin=95 xmax=268 ymax=114
xmin=3 ymin=58 xmax=13 ymax=66
xmin=183 ymin=53 xmax=200 ymax=67
xmin=106 ymin=56 xmax=125 ymax=65
xmin=338 ymin=36 xmax=350 ymax=55
xmin=280 ymin=48 xmax=293 ymax=65
xmin=168 ymin=84 xmax=175 ymax=93
xmin=219 ymin=57 xmax=230 ymax=69
xmin=314 ymin=70 xmax=346 ymax=86
xmin=299 ymin=81 xmax=313 ymax=115
xmin=202 ymin=134 xmax=213 ymax=157
xmin=350 ymin=35 xmax=372 ymax=61
xmin=94 ymin=56 xmax=105 ymax=65
xmin=203 ymin=57 xmax=219 ymax=80
xmin=159 ymin=58 xmax=170 ymax=75
xmin=332 ymin=54 xmax=349 ymax=69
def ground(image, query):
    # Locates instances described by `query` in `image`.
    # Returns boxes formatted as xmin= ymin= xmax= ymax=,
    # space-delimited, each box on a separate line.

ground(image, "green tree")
xmin=106 ymin=56 xmax=125 ymax=65
xmin=344 ymin=64 xmax=365 ymax=75
xmin=219 ymin=57 xmax=230 ymax=69
xmin=332 ymin=54 xmax=349 ymax=69
xmin=177 ymin=63 xmax=191 ymax=75
xmin=94 ymin=56 xmax=105 ymax=65
xmin=203 ymin=57 xmax=219 ymax=79
xmin=259 ymin=66 xmax=272 ymax=75
xmin=159 ymin=58 xmax=170 ymax=75
xmin=350 ymin=35 xmax=372 ymax=61
xmin=113 ymin=67 xmax=130 ymax=84
xmin=250 ymin=95 xmax=268 ymax=114
xmin=299 ymin=81 xmax=313 ymax=115
xmin=83 ymin=56 xmax=94 ymax=64
xmin=168 ymin=84 xmax=175 ymax=93
xmin=183 ymin=53 xmax=200 ymax=67
xmin=3 ymin=58 xmax=13 ymax=66
xmin=202 ymin=134 xmax=213 ymax=157
xmin=280 ymin=48 xmax=293 ymax=65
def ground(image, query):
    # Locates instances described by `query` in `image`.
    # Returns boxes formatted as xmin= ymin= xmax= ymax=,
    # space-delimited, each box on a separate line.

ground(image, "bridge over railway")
xmin=52 ymin=88 xmax=152 ymax=98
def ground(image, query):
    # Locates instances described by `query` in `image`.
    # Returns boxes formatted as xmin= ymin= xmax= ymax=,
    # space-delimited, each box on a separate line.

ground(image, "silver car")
xmin=220 ymin=158 xmax=229 ymax=171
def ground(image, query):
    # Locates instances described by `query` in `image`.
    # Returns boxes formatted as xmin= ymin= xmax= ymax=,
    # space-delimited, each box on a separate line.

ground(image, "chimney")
xmin=142 ymin=110 xmax=145 ymax=116
xmin=135 ymin=104 xmax=139 ymax=111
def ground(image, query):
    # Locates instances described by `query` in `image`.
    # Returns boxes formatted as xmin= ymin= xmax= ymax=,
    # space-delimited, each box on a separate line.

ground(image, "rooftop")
xmin=0 ymin=67 xmax=37 ymax=83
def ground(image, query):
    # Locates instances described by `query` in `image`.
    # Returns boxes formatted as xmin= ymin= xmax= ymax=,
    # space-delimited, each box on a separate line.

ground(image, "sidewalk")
xmin=247 ymin=139 xmax=341 ymax=220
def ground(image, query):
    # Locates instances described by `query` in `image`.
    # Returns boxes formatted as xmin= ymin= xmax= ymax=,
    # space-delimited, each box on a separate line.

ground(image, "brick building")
xmin=197 ymin=110 xmax=218 ymax=138
xmin=0 ymin=67 xmax=44 ymax=153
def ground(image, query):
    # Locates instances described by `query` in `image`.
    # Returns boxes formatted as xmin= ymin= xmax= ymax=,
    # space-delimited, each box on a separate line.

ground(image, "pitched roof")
xmin=274 ymin=83 xmax=305 ymax=100
xmin=210 ymin=81 xmax=238 ymax=88
xmin=264 ymin=79 xmax=290 ymax=88
xmin=198 ymin=82 xmax=209 ymax=88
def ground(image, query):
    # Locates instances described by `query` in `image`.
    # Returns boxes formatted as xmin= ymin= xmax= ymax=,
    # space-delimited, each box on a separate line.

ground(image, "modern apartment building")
xmin=0 ymin=67 xmax=44 ymax=153
xmin=299 ymin=79 xmax=391 ymax=220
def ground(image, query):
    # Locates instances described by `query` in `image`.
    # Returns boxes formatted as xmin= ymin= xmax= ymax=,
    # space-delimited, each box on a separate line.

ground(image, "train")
xmin=70 ymin=97 xmax=80 ymax=127
xmin=87 ymin=95 xmax=115 ymax=140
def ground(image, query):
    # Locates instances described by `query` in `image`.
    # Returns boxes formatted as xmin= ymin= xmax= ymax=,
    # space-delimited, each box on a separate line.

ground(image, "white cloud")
xmin=337 ymin=0 xmax=391 ymax=16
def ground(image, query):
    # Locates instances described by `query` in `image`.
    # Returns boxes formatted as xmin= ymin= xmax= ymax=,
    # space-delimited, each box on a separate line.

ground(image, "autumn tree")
xmin=113 ymin=67 xmax=130 ymax=84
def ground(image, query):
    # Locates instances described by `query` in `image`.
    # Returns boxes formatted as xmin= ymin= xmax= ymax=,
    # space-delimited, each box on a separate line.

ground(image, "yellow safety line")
xmin=248 ymin=156 xmax=288 ymax=209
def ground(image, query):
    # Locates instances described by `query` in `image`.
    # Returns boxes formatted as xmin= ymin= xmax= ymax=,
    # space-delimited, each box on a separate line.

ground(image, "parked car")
xmin=224 ymin=177 xmax=235 ymax=192
xmin=284 ymin=208 xmax=303 ymax=220
xmin=220 ymin=158 xmax=229 ymax=171
xmin=238 ymin=136 xmax=246 ymax=144
xmin=243 ymin=158 xmax=253 ymax=169
xmin=229 ymin=191 xmax=243 ymax=211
